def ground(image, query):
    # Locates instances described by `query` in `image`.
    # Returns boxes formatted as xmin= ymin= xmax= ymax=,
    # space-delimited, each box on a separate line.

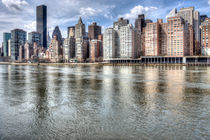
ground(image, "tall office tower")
xmin=3 ymin=33 xmax=11 ymax=57
xmin=167 ymin=16 xmax=190 ymax=57
xmin=135 ymin=14 xmax=145 ymax=32
xmin=89 ymin=39 xmax=103 ymax=62
xmin=103 ymin=28 xmax=116 ymax=60
xmin=113 ymin=18 xmax=129 ymax=30
xmin=119 ymin=24 xmax=136 ymax=58
xmin=63 ymin=37 xmax=75 ymax=62
xmin=52 ymin=26 xmax=62 ymax=45
xmin=75 ymin=17 xmax=87 ymax=61
xmin=201 ymin=18 xmax=210 ymax=56
xmin=28 ymin=32 xmax=41 ymax=46
xmin=11 ymin=29 xmax=26 ymax=60
xmin=36 ymin=5 xmax=47 ymax=48
xmin=67 ymin=26 xmax=75 ymax=38
xmin=88 ymin=22 xmax=101 ymax=40
xmin=75 ymin=17 xmax=85 ymax=38
xmin=48 ymin=36 xmax=63 ymax=62
xmin=177 ymin=7 xmax=200 ymax=42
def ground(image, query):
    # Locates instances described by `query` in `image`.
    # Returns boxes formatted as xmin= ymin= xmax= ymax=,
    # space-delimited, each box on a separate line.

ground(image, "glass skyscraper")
xmin=11 ymin=29 xmax=26 ymax=60
xmin=3 ymin=32 xmax=11 ymax=57
xmin=36 ymin=5 xmax=47 ymax=48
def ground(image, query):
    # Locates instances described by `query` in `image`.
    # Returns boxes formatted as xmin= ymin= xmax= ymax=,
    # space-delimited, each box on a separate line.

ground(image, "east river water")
xmin=0 ymin=65 xmax=210 ymax=139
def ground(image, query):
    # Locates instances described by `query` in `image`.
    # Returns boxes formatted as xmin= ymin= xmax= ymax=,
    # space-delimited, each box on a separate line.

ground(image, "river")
xmin=0 ymin=65 xmax=210 ymax=139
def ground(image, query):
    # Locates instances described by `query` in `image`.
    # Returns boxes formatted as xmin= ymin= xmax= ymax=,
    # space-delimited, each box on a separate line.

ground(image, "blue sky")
xmin=0 ymin=0 xmax=210 ymax=43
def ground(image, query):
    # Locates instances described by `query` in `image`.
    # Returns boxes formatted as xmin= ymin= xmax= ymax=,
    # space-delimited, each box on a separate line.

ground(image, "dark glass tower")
xmin=36 ymin=5 xmax=47 ymax=48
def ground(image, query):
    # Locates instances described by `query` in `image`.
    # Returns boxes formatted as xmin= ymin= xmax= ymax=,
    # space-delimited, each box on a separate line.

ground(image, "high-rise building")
xmin=103 ymin=28 xmax=116 ymax=60
xmin=113 ymin=18 xmax=129 ymax=30
xmin=119 ymin=24 xmax=136 ymax=58
xmin=48 ymin=36 xmax=63 ymax=62
xmin=11 ymin=29 xmax=26 ymax=60
xmin=88 ymin=22 xmax=101 ymax=40
xmin=75 ymin=17 xmax=87 ymax=61
xmin=89 ymin=39 xmax=103 ymax=62
xmin=201 ymin=18 xmax=210 ymax=56
xmin=75 ymin=17 xmax=85 ymax=38
xmin=167 ymin=16 xmax=190 ymax=57
xmin=52 ymin=26 xmax=62 ymax=45
xmin=176 ymin=7 xmax=200 ymax=42
xmin=145 ymin=19 xmax=167 ymax=56
xmin=63 ymin=37 xmax=75 ymax=62
xmin=3 ymin=32 xmax=11 ymax=57
xmin=135 ymin=14 xmax=145 ymax=32
xmin=28 ymin=32 xmax=41 ymax=46
xmin=36 ymin=5 xmax=47 ymax=48
xmin=67 ymin=26 xmax=75 ymax=38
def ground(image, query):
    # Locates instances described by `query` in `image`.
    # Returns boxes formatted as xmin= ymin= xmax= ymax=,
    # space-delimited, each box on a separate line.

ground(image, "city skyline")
xmin=1 ymin=0 xmax=210 ymax=43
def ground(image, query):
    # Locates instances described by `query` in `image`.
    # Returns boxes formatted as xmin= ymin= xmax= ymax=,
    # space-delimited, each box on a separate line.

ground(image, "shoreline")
xmin=0 ymin=62 xmax=209 ymax=66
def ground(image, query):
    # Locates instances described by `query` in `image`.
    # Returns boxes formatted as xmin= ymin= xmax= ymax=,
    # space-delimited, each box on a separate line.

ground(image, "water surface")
xmin=0 ymin=65 xmax=210 ymax=139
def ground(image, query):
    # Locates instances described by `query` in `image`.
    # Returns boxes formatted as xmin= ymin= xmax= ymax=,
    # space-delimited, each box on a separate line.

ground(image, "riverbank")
xmin=1 ymin=62 xmax=210 ymax=66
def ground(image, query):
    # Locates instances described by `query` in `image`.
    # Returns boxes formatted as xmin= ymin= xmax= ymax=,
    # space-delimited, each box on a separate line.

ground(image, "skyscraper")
xmin=52 ymin=26 xmax=62 ymax=45
xmin=3 ymin=32 xmax=11 ymax=57
xmin=135 ymin=14 xmax=145 ymax=32
xmin=11 ymin=29 xmax=26 ymax=60
xmin=67 ymin=26 xmax=75 ymax=38
xmin=103 ymin=28 xmax=116 ymax=60
xmin=88 ymin=22 xmax=101 ymax=40
xmin=36 ymin=5 xmax=47 ymax=48
xmin=167 ymin=16 xmax=190 ymax=57
xmin=28 ymin=32 xmax=41 ymax=46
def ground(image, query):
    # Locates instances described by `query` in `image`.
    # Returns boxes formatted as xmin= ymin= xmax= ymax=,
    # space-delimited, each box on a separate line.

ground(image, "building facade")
xmin=36 ymin=5 xmax=47 ymax=48
xmin=3 ymin=32 xmax=11 ymax=57
xmin=201 ymin=18 xmax=210 ymax=56
xmin=103 ymin=28 xmax=116 ymax=60
xmin=48 ymin=36 xmax=63 ymax=62
xmin=88 ymin=22 xmax=101 ymax=40
xmin=63 ymin=37 xmax=75 ymax=62
xmin=11 ymin=29 xmax=27 ymax=60
xmin=167 ymin=16 xmax=190 ymax=57
xmin=119 ymin=24 xmax=136 ymax=58
xmin=28 ymin=32 xmax=41 ymax=46
xmin=89 ymin=40 xmax=103 ymax=62
xmin=67 ymin=26 xmax=75 ymax=38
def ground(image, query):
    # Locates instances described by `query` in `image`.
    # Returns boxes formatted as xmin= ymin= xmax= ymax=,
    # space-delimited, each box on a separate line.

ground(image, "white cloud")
xmin=2 ymin=0 xmax=29 ymax=12
xmin=24 ymin=21 xmax=36 ymax=32
xmin=119 ymin=5 xmax=158 ymax=20
xmin=80 ymin=7 xmax=98 ymax=17
xmin=208 ymin=0 xmax=210 ymax=5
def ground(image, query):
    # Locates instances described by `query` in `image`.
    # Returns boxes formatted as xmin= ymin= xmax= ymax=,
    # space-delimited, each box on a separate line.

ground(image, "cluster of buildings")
xmin=1 ymin=6 xmax=210 ymax=63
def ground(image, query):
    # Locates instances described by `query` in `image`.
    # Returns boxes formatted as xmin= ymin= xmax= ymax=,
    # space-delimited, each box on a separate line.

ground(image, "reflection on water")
xmin=0 ymin=65 xmax=210 ymax=139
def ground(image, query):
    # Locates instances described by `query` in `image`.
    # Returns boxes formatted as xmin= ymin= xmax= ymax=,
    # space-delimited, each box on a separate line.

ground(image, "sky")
xmin=0 ymin=0 xmax=210 ymax=43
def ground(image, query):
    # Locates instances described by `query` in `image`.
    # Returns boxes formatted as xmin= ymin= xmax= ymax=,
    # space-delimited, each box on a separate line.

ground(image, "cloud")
xmin=80 ymin=7 xmax=99 ymax=17
xmin=2 ymin=0 xmax=29 ymax=12
xmin=208 ymin=0 xmax=210 ymax=5
xmin=24 ymin=21 xmax=36 ymax=31
xmin=119 ymin=5 xmax=158 ymax=20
